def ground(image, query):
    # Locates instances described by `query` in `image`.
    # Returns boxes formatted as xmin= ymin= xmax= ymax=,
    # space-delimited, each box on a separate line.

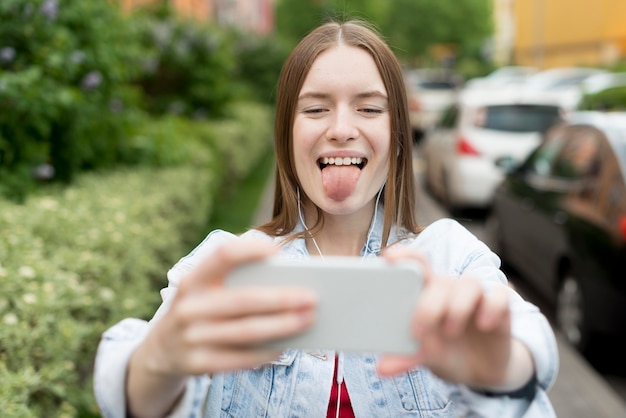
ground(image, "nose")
xmin=325 ymin=107 xmax=358 ymax=142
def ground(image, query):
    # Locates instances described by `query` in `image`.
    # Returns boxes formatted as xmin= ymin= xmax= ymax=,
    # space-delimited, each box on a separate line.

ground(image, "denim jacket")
xmin=94 ymin=213 xmax=559 ymax=418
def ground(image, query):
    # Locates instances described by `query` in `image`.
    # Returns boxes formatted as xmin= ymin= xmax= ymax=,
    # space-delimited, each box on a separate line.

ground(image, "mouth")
xmin=318 ymin=156 xmax=367 ymax=170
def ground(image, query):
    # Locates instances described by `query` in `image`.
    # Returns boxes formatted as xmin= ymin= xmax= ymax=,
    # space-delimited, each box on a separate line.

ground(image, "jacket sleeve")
xmin=93 ymin=229 xmax=239 ymax=417
xmin=412 ymin=219 xmax=559 ymax=417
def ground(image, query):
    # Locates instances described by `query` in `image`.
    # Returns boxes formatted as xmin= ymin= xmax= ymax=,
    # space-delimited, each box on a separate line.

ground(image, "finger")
xmin=377 ymin=354 xmax=422 ymax=377
xmin=382 ymin=246 xmax=434 ymax=285
xmin=412 ymin=278 xmax=452 ymax=338
xmin=184 ymin=306 xmax=316 ymax=347
xmin=442 ymin=278 xmax=483 ymax=337
xmin=186 ymin=346 xmax=285 ymax=375
xmin=476 ymin=284 xmax=510 ymax=332
xmin=177 ymin=287 xmax=318 ymax=321
xmin=180 ymin=238 xmax=278 ymax=292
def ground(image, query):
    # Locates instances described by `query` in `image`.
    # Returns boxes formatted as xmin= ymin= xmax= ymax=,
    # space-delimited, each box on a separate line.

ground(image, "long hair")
xmin=257 ymin=19 xmax=421 ymax=247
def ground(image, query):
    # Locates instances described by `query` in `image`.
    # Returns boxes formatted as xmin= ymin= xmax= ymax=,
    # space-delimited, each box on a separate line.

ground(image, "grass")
xmin=207 ymin=148 xmax=275 ymax=234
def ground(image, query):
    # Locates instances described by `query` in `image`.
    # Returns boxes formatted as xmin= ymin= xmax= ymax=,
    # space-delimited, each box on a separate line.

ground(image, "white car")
xmin=522 ymin=67 xmax=608 ymax=110
xmin=404 ymin=69 xmax=462 ymax=142
xmin=465 ymin=66 xmax=538 ymax=89
xmin=422 ymin=88 xmax=565 ymax=212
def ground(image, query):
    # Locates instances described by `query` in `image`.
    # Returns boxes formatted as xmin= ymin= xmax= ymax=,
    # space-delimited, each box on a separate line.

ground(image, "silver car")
xmin=422 ymin=88 xmax=564 ymax=212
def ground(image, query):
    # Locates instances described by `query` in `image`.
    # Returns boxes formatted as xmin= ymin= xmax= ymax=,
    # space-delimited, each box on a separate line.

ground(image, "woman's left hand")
xmin=377 ymin=246 xmax=533 ymax=391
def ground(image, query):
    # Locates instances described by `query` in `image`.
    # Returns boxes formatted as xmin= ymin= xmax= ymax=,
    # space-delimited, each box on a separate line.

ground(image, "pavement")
xmin=253 ymin=169 xmax=626 ymax=417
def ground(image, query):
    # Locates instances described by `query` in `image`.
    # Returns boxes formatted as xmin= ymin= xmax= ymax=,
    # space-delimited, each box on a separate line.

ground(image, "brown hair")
xmin=257 ymin=19 xmax=421 ymax=247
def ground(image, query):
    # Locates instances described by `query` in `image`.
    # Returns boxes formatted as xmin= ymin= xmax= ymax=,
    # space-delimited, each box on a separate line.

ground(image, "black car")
xmin=488 ymin=111 xmax=626 ymax=355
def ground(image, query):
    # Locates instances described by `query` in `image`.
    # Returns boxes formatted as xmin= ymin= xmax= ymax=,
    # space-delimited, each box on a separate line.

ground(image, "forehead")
xmin=300 ymin=44 xmax=386 ymax=93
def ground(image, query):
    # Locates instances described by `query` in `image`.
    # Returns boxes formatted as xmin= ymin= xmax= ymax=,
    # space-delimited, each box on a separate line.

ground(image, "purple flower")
xmin=40 ymin=0 xmax=58 ymax=22
xmin=109 ymin=98 xmax=124 ymax=113
xmin=81 ymin=71 xmax=102 ymax=91
xmin=70 ymin=50 xmax=85 ymax=64
xmin=33 ymin=164 xmax=55 ymax=181
xmin=0 ymin=47 xmax=16 ymax=64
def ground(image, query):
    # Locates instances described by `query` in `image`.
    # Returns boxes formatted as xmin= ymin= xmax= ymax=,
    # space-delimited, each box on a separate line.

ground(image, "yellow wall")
xmin=513 ymin=0 xmax=626 ymax=68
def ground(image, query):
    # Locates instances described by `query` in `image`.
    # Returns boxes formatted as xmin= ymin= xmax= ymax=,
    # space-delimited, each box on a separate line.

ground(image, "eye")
xmin=361 ymin=107 xmax=384 ymax=114
xmin=303 ymin=108 xmax=325 ymax=114
xmin=358 ymin=106 xmax=386 ymax=116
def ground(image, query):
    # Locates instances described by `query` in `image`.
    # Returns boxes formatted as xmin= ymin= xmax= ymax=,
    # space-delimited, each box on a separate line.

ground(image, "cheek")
xmin=292 ymin=126 xmax=315 ymax=183
xmin=292 ymin=119 xmax=316 ymax=153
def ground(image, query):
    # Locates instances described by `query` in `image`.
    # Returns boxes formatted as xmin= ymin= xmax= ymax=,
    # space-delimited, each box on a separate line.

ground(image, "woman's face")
xmin=293 ymin=44 xmax=391 ymax=217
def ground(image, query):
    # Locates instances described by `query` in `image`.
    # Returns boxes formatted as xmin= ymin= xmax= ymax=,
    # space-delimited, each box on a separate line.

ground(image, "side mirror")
xmin=495 ymin=156 xmax=520 ymax=174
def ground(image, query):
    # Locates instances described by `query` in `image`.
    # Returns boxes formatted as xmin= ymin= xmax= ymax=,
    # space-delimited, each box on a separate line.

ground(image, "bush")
xmin=130 ymin=4 xmax=236 ymax=118
xmin=0 ymin=101 xmax=273 ymax=417
xmin=0 ymin=166 xmax=212 ymax=417
xmin=231 ymin=31 xmax=290 ymax=104
xmin=578 ymin=86 xmax=626 ymax=111
xmin=0 ymin=0 xmax=145 ymax=199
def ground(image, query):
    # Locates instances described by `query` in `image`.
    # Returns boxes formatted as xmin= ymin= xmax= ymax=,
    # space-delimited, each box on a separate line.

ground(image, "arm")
xmin=95 ymin=237 xmax=317 ymax=418
xmin=376 ymin=222 xmax=558 ymax=415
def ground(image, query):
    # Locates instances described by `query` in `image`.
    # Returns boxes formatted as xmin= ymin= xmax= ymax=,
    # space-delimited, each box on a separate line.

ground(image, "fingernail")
xmin=298 ymin=309 xmax=315 ymax=326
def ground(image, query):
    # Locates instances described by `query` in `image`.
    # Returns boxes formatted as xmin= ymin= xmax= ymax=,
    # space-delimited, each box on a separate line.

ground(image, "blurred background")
xmin=1 ymin=0 xmax=626 ymax=416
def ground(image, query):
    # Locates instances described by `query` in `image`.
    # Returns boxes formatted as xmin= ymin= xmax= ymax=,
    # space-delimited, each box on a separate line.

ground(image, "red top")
xmin=326 ymin=355 xmax=356 ymax=418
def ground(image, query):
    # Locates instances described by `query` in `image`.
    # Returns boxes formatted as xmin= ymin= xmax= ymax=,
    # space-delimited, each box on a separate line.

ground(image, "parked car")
xmin=403 ymin=68 xmax=462 ymax=142
xmin=465 ymin=66 xmax=538 ymax=90
xmin=522 ymin=67 xmax=608 ymax=110
xmin=488 ymin=111 xmax=626 ymax=354
xmin=422 ymin=88 xmax=564 ymax=211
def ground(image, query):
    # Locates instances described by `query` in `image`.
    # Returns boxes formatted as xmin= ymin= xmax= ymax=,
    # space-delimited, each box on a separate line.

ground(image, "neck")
xmin=304 ymin=205 xmax=377 ymax=258
xmin=306 ymin=230 xmax=366 ymax=257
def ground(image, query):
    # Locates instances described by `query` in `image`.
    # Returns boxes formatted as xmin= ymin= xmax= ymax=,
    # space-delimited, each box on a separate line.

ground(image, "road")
xmin=253 ymin=148 xmax=626 ymax=416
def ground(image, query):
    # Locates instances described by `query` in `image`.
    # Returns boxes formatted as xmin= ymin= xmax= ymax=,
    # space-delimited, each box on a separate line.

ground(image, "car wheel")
xmin=556 ymin=273 xmax=589 ymax=352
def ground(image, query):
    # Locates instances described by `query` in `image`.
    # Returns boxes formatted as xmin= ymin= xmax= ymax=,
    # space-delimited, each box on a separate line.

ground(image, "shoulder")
xmin=167 ymin=229 xmax=280 ymax=283
xmin=410 ymin=218 xmax=478 ymax=249
xmin=405 ymin=218 xmax=501 ymax=278
xmin=166 ymin=229 xmax=240 ymax=287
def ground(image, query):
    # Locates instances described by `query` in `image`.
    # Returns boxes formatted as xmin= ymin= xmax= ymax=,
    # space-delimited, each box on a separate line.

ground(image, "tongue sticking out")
xmin=322 ymin=165 xmax=360 ymax=201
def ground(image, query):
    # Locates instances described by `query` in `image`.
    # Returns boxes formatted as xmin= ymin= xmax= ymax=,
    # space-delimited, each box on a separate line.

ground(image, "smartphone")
xmin=225 ymin=256 xmax=423 ymax=354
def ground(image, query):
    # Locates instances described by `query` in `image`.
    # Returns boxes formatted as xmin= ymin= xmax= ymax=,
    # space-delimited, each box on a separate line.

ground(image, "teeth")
xmin=322 ymin=157 xmax=363 ymax=166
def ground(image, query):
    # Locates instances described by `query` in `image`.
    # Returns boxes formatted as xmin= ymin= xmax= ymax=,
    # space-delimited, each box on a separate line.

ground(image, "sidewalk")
xmin=549 ymin=333 xmax=626 ymax=417
xmin=253 ymin=171 xmax=626 ymax=417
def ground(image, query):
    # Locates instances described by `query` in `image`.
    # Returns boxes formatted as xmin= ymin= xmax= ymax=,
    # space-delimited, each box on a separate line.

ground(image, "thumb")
xmin=178 ymin=238 xmax=278 ymax=293
xmin=382 ymin=245 xmax=434 ymax=285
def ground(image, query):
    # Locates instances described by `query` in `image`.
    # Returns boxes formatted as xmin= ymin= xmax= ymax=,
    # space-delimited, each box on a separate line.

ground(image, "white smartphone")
xmin=225 ymin=256 xmax=424 ymax=354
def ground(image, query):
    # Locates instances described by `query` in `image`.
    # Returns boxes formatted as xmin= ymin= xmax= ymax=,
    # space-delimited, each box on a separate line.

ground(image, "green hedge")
xmin=578 ymin=86 xmax=626 ymax=111
xmin=0 ymin=102 xmax=273 ymax=417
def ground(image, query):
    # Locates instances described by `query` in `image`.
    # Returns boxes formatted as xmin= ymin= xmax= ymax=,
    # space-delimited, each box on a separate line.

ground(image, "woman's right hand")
xmin=126 ymin=239 xmax=317 ymax=418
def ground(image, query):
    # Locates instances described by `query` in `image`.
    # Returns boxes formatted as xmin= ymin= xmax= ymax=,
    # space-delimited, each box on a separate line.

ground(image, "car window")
xmin=592 ymin=141 xmax=626 ymax=222
xmin=551 ymin=126 xmax=600 ymax=180
xmin=416 ymin=80 xmax=456 ymax=90
xmin=601 ymin=168 xmax=626 ymax=223
xmin=522 ymin=136 xmax=564 ymax=177
xmin=474 ymin=104 xmax=561 ymax=133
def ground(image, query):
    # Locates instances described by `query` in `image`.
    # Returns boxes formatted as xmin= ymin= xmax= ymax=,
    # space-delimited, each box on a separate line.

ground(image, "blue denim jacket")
xmin=94 ymin=214 xmax=559 ymax=418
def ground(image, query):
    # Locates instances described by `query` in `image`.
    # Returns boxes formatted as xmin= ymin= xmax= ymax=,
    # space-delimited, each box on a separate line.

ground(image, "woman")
xmin=94 ymin=20 xmax=558 ymax=418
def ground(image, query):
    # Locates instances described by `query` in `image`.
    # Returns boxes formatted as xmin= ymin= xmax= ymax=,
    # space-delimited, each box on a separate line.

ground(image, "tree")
xmin=381 ymin=0 xmax=492 ymax=62
xmin=274 ymin=0 xmax=492 ymax=67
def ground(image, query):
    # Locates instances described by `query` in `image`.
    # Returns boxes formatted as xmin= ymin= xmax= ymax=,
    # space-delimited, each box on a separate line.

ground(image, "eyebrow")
xmin=297 ymin=90 xmax=388 ymax=101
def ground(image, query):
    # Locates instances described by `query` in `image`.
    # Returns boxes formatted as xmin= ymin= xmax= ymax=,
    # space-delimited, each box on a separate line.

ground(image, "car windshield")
xmin=476 ymin=104 xmax=561 ymax=133
xmin=415 ymin=80 xmax=456 ymax=90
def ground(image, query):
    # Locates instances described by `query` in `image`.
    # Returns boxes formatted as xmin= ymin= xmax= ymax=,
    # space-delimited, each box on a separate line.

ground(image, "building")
xmin=119 ymin=0 xmax=274 ymax=34
xmin=492 ymin=0 xmax=626 ymax=69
